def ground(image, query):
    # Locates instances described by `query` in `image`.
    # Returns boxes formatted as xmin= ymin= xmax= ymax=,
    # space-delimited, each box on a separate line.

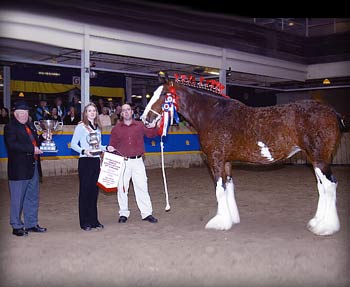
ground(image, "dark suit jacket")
xmin=4 ymin=118 xmax=42 ymax=180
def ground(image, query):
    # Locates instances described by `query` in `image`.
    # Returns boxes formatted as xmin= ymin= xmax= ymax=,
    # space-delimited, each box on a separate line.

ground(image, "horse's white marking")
xmin=307 ymin=167 xmax=340 ymax=235
xmin=205 ymin=177 xmax=239 ymax=230
xmin=225 ymin=177 xmax=240 ymax=224
xmin=287 ymin=146 xmax=301 ymax=158
xmin=141 ymin=85 xmax=163 ymax=126
xmin=257 ymin=141 xmax=274 ymax=161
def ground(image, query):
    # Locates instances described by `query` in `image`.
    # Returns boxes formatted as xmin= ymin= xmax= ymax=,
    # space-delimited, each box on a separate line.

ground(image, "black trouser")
xmin=78 ymin=157 xmax=101 ymax=228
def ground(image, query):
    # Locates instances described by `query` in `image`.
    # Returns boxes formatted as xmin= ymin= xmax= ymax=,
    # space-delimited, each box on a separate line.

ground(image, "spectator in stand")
xmin=99 ymin=106 xmax=112 ymax=127
xmin=115 ymin=104 xmax=122 ymax=121
xmin=0 ymin=107 xmax=10 ymax=124
xmin=133 ymin=105 xmax=143 ymax=121
xmin=70 ymin=95 xmax=81 ymax=116
xmin=54 ymin=97 xmax=67 ymax=121
xmin=35 ymin=99 xmax=50 ymax=121
xmin=96 ymin=98 xmax=105 ymax=115
xmin=50 ymin=107 xmax=62 ymax=122
xmin=64 ymin=106 xmax=80 ymax=125
xmin=108 ymin=100 xmax=116 ymax=115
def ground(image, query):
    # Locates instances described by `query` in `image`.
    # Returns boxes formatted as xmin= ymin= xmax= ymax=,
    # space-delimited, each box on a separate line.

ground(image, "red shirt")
xmin=109 ymin=120 xmax=159 ymax=157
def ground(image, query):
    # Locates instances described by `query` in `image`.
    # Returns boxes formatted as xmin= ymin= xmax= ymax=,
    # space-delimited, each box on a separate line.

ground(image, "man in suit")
xmin=4 ymin=100 xmax=47 ymax=237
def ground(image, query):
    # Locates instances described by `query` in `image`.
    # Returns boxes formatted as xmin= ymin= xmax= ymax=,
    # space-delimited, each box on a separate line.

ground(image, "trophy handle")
xmin=33 ymin=121 xmax=43 ymax=132
xmin=56 ymin=121 xmax=63 ymax=131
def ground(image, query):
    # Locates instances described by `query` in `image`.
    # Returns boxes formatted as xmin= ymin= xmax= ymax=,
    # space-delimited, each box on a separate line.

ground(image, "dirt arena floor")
xmin=0 ymin=164 xmax=349 ymax=287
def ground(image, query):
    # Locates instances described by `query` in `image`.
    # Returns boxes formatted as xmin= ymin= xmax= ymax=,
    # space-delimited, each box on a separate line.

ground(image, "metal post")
xmin=125 ymin=77 xmax=132 ymax=104
xmin=219 ymin=48 xmax=227 ymax=95
xmin=141 ymin=85 xmax=147 ymax=107
xmin=3 ymin=66 xmax=11 ymax=110
xmin=81 ymin=26 xmax=90 ymax=115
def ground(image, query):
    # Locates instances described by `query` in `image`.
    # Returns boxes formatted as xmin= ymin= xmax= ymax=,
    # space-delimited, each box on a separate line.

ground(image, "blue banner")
xmin=0 ymin=131 xmax=201 ymax=159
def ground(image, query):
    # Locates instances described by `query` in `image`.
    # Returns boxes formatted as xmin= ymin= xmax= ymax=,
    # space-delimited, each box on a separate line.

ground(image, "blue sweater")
xmin=71 ymin=122 xmax=106 ymax=158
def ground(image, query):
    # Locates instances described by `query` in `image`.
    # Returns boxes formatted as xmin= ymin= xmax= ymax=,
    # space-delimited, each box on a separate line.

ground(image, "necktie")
xmin=25 ymin=125 xmax=39 ymax=160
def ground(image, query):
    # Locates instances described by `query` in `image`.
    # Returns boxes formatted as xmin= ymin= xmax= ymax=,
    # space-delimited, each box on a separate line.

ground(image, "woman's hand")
xmin=85 ymin=150 xmax=92 ymax=157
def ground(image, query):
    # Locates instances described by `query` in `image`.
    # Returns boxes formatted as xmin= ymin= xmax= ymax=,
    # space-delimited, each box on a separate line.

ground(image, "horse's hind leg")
xmin=307 ymin=167 xmax=340 ymax=235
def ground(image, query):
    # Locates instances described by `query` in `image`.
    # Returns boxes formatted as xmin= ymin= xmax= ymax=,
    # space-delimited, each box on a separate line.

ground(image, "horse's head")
xmin=141 ymin=71 xmax=177 ymax=128
xmin=141 ymin=84 xmax=166 ymax=128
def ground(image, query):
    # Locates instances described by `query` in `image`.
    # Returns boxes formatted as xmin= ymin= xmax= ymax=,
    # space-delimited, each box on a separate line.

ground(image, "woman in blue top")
xmin=71 ymin=102 xmax=112 ymax=231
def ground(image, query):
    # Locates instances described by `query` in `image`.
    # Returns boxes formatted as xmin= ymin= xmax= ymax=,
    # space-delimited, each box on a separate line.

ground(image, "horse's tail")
xmin=336 ymin=112 xmax=349 ymax=132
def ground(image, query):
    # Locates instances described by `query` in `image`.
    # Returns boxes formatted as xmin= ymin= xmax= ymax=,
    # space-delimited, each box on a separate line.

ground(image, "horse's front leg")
xmin=205 ymin=162 xmax=240 ymax=231
xmin=307 ymin=167 xmax=340 ymax=236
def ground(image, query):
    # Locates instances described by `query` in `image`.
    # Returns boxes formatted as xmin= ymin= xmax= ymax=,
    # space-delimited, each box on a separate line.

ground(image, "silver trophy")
xmin=86 ymin=132 xmax=102 ymax=155
xmin=34 ymin=120 xmax=63 ymax=152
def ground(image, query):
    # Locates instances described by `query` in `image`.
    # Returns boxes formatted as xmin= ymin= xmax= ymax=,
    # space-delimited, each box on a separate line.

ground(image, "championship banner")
xmin=97 ymin=152 xmax=125 ymax=192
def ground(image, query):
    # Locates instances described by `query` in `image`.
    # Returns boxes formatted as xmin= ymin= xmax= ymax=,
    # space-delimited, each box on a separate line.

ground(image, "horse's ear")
xmin=158 ymin=71 xmax=169 ymax=84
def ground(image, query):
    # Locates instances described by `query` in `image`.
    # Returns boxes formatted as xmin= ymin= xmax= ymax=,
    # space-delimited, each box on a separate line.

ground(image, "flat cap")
xmin=13 ymin=100 xmax=31 ymax=110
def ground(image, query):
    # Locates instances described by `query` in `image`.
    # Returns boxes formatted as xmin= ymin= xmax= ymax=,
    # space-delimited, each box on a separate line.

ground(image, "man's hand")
xmin=107 ymin=145 xmax=116 ymax=153
xmin=34 ymin=146 xmax=43 ymax=155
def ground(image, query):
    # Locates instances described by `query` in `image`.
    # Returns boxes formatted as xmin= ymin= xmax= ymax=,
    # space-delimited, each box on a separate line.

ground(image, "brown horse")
xmin=141 ymin=74 xmax=346 ymax=236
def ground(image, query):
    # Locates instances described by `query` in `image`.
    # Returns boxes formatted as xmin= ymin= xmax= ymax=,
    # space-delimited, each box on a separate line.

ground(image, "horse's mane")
xmin=173 ymin=74 xmax=227 ymax=96
xmin=175 ymin=83 xmax=235 ymax=102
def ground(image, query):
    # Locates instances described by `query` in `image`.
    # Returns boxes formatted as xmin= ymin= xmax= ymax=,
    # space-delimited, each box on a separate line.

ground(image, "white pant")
xmin=117 ymin=157 xmax=153 ymax=219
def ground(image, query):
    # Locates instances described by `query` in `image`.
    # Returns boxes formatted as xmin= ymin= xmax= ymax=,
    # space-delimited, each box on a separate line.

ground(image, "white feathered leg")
xmin=205 ymin=177 xmax=233 ymax=230
xmin=225 ymin=177 xmax=240 ymax=224
xmin=307 ymin=168 xmax=340 ymax=236
xmin=307 ymin=176 xmax=326 ymax=229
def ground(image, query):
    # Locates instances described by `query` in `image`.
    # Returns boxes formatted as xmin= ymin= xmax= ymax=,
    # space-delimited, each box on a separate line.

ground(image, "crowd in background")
xmin=1 ymin=95 xmax=147 ymax=127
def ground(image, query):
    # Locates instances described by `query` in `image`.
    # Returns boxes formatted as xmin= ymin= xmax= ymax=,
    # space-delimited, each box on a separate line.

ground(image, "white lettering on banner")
xmin=97 ymin=152 xmax=125 ymax=192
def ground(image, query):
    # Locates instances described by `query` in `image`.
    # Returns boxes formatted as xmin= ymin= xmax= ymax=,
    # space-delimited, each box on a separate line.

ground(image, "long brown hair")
xmin=82 ymin=102 xmax=102 ymax=130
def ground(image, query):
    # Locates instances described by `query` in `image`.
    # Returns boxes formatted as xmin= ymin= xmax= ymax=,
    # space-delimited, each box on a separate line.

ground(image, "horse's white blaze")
xmin=205 ymin=177 xmax=239 ymax=230
xmin=141 ymin=84 xmax=163 ymax=126
xmin=307 ymin=168 xmax=340 ymax=235
xmin=257 ymin=141 xmax=274 ymax=161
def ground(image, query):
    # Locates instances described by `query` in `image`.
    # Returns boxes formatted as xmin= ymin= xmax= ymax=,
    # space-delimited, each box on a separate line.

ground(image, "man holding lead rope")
xmin=108 ymin=103 xmax=160 ymax=224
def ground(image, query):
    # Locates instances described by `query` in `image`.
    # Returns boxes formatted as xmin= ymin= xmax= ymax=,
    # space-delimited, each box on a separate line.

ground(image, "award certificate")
xmin=97 ymin=152 xmax=125 ymax=192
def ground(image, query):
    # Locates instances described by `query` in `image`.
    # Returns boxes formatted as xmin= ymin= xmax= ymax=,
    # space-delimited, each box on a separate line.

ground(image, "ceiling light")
xmin=208 ymin=70 xmax=220 ymax=75
xmin=90 ymin=71 xmax=97 ymax=78
xmin=38 ymin=71 xmax=61 ymax=76
xmin=323 ymin=78 xmax=331 ymax=85
xmin=19 ymin=92 xmax=25 ymax=97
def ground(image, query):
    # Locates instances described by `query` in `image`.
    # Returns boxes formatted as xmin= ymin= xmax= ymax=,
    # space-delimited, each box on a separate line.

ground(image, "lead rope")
xmin=160 ymin=137 xmax=171 ymax=211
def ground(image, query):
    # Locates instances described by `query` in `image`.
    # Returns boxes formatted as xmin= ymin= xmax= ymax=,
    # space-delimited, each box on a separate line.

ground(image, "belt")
xmin=127 ymin=154 xmax=143 ymax=159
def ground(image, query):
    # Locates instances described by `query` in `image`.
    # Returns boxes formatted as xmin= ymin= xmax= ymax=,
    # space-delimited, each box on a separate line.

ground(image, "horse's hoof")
xmin=307 ymin=221 xmax=340 ymax=236
xmin=307 ymin=217 xmax=319 ymax=229
xmin=205 ymin=216 xmax=232 ymax=231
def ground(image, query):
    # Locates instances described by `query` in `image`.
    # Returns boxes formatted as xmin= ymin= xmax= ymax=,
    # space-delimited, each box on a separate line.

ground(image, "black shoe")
xmin=142 ymin=215 xmax=158 ymax=223
xmin=25 ymin=225 xmax=47 ymax=233
xmin=94 ymin=222 xmax=104 ymax=230
xmin=12 ymin=228 xmax=28 ymax=237
xmin=81 ymin=225 xmax=92 ymax=231
xmin=118 ymin=216 xmax=128 ymax=223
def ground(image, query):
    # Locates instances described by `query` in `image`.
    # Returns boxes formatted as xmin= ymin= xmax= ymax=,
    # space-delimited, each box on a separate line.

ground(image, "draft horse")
xmin=142 ymin=74 xmax=346 ymax=236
